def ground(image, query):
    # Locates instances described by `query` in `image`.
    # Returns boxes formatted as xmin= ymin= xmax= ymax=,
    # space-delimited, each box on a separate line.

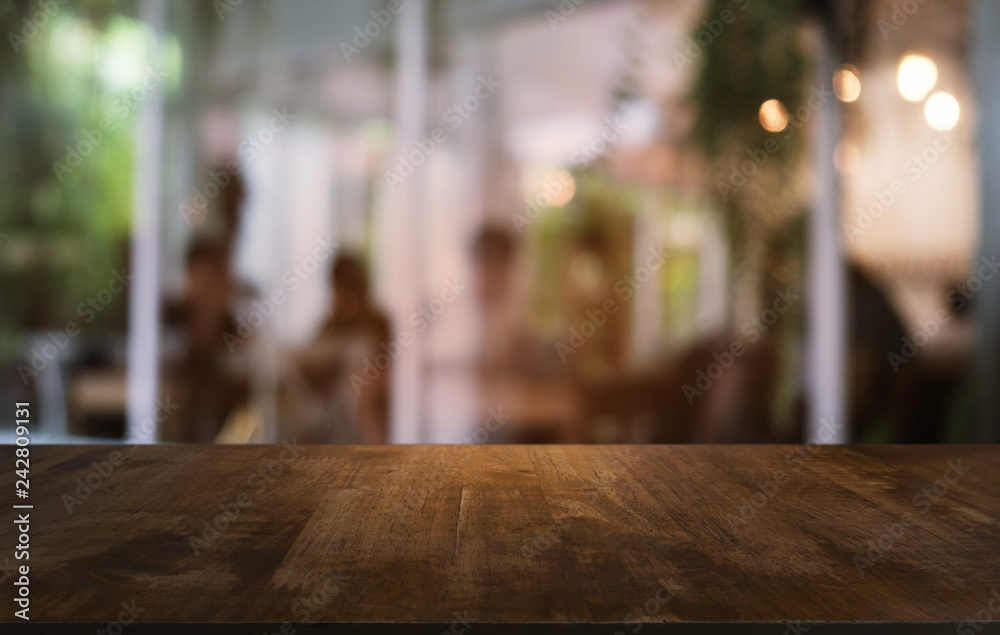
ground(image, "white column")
xmin=381 ymin=0 xmax=429 ymax=442
xmin=806 ymin=22 xmax=847 ymax=443
xmin=630 ymin=197 xmax=662 ymax=360
xmin=125 ymin=0 xmax=167 ymax=444
xmin=697 ymin=215 xmax=728 ymax=337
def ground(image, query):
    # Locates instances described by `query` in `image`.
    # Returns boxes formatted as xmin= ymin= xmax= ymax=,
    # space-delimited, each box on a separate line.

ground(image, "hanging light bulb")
xmin=924 ymin=92 xmax=960 ymax=130
xmin=759 ymin=99 xmax=789 ymax=132
xmin=833 ymin=64 xmax=861 ymax=103
xmin=897 ymin=54 xmax=937 ymax=102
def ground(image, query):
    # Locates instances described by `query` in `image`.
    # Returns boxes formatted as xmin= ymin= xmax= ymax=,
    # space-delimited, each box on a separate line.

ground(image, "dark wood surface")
xmin=2 ymin=444 xmax=999 ymax=633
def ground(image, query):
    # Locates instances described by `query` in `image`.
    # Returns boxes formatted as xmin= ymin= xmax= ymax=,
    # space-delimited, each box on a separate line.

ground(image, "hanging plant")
xmin=685 ymin=0 xmax=812 ymax=439
xmin=688 ymin=0 xmax=809 ymax=319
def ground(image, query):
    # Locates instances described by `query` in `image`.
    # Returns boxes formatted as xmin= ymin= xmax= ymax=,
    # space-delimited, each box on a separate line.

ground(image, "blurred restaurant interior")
xmin=1 ymin=0 xmax=999 ymax=446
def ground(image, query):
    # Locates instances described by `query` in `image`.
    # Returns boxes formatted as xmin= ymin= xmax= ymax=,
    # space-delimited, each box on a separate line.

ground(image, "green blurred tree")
xmin=687 ymin=0 xmax=810 ymax=438
xmin=0 ymin=0 xmax=158 ymax=362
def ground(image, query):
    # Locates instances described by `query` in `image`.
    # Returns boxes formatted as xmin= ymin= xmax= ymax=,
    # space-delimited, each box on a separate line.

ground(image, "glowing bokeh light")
xmin=924 ymin=92 xmax=960 ymax=130
xmin=758 ymin=99 xmax=789 ymax=132
xmin=833 ymin=64 xmax=861 ymax=103
xmin=897 ymin=54 xmax=938 ymax=102
xmin=547 ymin=170 xmax=576 ymax=207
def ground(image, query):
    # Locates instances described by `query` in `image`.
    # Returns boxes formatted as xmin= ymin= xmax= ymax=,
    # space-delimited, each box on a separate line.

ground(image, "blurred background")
xmin=2 ymin=0 xmax=998 ymax=445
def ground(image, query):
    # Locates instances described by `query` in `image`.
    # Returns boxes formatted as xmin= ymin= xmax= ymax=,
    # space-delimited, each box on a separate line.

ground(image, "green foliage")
xmin=530 ymin=170 xmax=636 ymax=333
xmin=686 ymin=0 xmax=811 ymax=436
xmin=690 ymin=0 xmax=807 ymax=163
xmin=688 ymin=0 xmax=808 ymax=274
xmin=0 ymin=3 xmax=160 ymax=339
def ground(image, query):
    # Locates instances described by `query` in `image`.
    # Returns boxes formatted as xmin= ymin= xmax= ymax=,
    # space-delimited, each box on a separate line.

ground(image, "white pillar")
xmin=382 ymin=0 xmax=429 ymax=442
xmin=697 ymin=216 xmax=728 ymax=338
xmin=125 ymin=0 xmax=167 ymax=444
xmin=806 ymin=21 xmax=847 ymax=443
xmin=631 ymin=197 xmax=662 ymax=360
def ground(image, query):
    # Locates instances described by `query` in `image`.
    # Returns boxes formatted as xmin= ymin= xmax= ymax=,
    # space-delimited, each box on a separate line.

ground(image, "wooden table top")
xmin=2 ymin=444 xmax=999 ymax=634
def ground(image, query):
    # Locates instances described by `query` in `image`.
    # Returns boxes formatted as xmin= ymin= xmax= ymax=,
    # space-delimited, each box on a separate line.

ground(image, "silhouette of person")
xmin=290 ymin=253 xmax=391 ymax=443
xmin=472 ymin=225 xmax=521 ymax=373
xmin=161 ymin=237 xmax=250 ymax=442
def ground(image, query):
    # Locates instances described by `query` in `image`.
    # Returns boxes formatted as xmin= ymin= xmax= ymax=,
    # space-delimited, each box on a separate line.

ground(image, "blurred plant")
xmin=0 ymin=0 xmax=178 ymax=361
xmin=688 ymin=0 xmax=808 ymax=317
xmin=687 ymin=0 xmax=810 ymax=438
xmin=531 ymin=170 xmax=637 ymax=371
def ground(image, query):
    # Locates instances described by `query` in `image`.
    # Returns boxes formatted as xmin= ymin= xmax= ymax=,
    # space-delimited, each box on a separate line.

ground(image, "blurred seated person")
xmin=473 ymin=224 xmax=560 ymax=375
xmin=846 ymin=263 xmax=910 ymax=442
xmin=161 ymin=237 xmax=250 ymax=442
xmin=673 ymin=262 xmax=913 ymax=444
xmin=471 ymin=225 xmax=581 ymax=442
xmin=474 ymin=225 xmax=519 ymax=373
xmin=180 ymin=162 xmax=246 ymax=258
xmin=282 ymin=253 xmax=390 ymax=444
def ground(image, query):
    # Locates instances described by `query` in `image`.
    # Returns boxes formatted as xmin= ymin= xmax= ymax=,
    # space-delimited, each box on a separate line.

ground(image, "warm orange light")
xmin=897 ymin=54 xmax=937 ymax=102
xmin=833 ymin=65 xmax=861 ymax=103
xmin=758 ymin=99 xmax=789 ymax=132
xmin=546 ymin=170 xmax=576 ymax=207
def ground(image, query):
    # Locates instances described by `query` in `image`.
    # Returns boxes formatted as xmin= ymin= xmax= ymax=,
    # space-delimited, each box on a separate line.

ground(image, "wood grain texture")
xmin=1 ymin=444 xmax=998 ymax=632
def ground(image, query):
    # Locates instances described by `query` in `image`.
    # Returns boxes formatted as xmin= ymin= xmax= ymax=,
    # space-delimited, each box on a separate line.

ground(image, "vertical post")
xmin=385 ymin=0 xmax=429 ymax=442
xmin=126 ymin=0 xmax=166 ymax=444
xmin=974 ymin=0 xmax=1000 ymax=442
xmin=697 ymin=215 xmax=728 ymax=338
xmin=806 ymin=19 xmax=847 ymax=443
xmin=630 ymin=196 xmax=662 ymax=360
